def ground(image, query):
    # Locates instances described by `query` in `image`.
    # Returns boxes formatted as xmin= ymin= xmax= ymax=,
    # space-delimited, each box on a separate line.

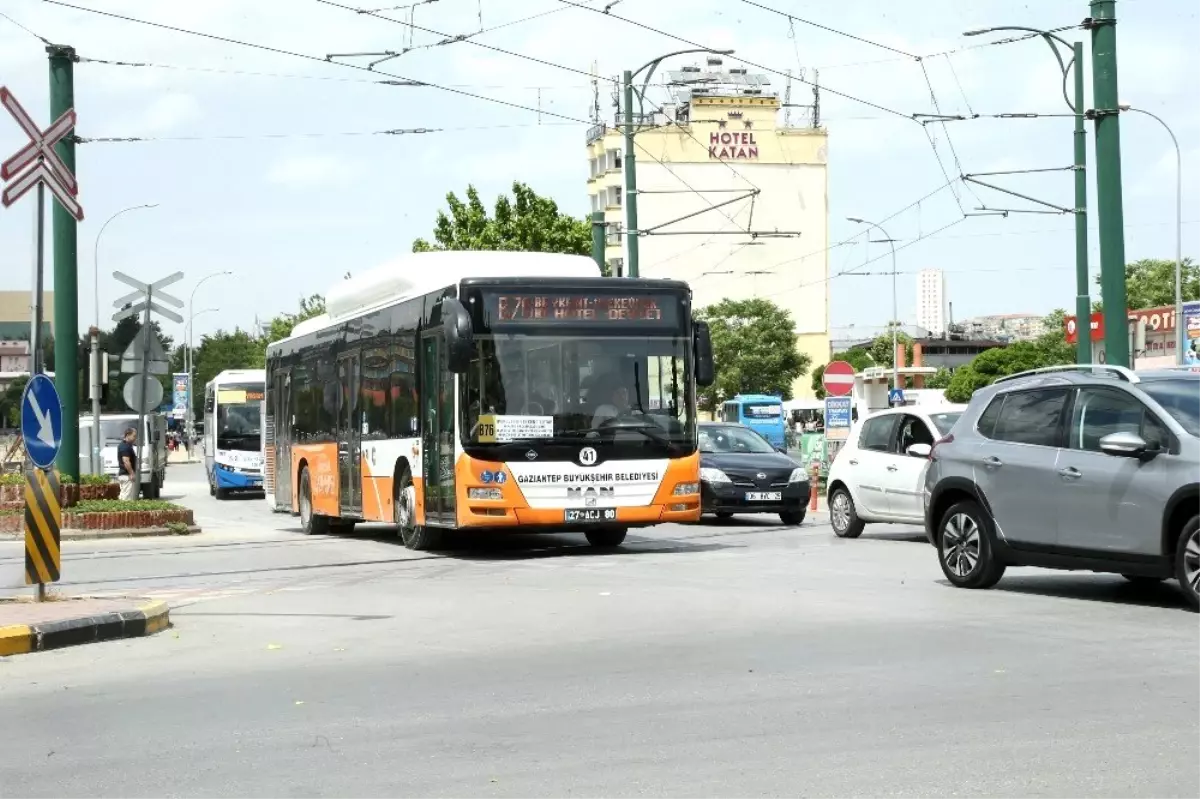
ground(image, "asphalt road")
xmin=0 ymin=463 xmax=1196 ymax=797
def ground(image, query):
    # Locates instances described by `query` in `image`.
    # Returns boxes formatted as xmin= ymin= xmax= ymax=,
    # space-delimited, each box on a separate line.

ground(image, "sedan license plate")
xmin=745 ymin=491 xmax=782 ymax=502
xmin=565 ymin=508 xmax=617 ymax=523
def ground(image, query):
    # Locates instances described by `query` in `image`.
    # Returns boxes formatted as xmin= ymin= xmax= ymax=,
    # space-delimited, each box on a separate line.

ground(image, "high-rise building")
xmin=916 ymin=269 xmax=946 ymax=336
xmin=586 ymin=58 xmax=829 ymax=397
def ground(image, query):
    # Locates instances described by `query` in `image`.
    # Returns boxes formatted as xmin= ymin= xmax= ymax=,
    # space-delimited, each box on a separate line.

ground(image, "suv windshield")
xmin=463 ymin=334 xmax=694 ymax=456
xmin=1141 ymin=378 xmax=1200 ymax=436
xmin=699 ymin=425 xmax=775 ymax=454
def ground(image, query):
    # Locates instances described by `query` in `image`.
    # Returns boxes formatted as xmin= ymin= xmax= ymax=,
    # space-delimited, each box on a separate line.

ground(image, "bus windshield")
xmin=463 ymin=334 xmax=694 ymax=456
xmin=215 ymin=383 xmax=263 ymax=452
xmin=742 ymin=402 xmax=782 ymax=419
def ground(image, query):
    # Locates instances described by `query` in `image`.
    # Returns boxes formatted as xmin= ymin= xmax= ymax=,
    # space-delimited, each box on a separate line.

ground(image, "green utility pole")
xmin=590 ymin=211 xmax=607 ymax=273
xmin=622 ymin=69 xmax=640 ymax=278
xmin=1072 ymin=41 xmax=1091 ymax=365
xmin=1089 ymin=0 xmax=1129 ymax=368
xmin=49 ymin=45 xmax=80 ymax=476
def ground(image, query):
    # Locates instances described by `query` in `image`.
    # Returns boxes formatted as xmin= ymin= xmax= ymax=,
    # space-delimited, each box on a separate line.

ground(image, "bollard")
xmin=808 ymin=460 xmax=820 ymax=511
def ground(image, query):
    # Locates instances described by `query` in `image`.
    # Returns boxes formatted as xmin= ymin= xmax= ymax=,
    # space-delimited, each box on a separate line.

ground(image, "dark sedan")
xmin=698 ymin=422 xmax=810 ymax=525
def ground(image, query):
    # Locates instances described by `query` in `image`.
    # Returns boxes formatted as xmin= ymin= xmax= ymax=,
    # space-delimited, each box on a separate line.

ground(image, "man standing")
xmin=117 ymin=427 xmax=139 ymax=501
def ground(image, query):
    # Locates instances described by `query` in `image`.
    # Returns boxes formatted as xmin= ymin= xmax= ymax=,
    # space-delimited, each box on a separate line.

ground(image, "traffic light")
xmin=93 ymin=350 xmax=121 ymax=404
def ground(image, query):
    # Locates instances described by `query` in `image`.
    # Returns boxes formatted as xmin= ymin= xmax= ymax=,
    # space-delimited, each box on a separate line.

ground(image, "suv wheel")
xmin=937 ymin=500 xmax=1005 ymax=589
xmin=829 ymin=487 xmax=864 ymax=539
xmin=1174 ymin=515 xmax=1199 ymax=611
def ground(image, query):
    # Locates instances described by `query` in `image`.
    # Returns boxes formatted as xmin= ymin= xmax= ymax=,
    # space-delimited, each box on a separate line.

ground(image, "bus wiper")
xmin=586 ymin=419 xmax=671 ymax=446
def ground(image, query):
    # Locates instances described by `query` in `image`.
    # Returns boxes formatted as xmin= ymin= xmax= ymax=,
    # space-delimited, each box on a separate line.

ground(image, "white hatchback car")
xmin=825 ymin=405 xmax=966 ymax=538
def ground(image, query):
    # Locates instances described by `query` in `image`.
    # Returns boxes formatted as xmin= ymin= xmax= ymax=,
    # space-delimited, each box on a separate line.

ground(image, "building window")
xmin=608 ymin=258 xmax=624 ymax=277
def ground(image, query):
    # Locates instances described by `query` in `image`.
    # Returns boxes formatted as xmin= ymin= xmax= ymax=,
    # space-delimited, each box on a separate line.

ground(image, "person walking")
xmin=117 ymin=427 xmax=139 ymax=501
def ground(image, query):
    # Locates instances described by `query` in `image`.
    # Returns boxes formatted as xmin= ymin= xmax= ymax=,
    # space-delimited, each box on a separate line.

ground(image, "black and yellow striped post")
xmin=24 ymin=468 xmax=61 ymax=596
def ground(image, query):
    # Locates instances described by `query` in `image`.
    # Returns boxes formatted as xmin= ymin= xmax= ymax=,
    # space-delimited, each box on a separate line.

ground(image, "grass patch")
xmin=79 ymin=474 xmax=113 ymax=486
xmin=0 ymin=473 xmax=23 ymax=486
xmin=0 ymin=508 xmax=19 ymax=517
xmin=72 ymin=499 xmax=182 ymax=513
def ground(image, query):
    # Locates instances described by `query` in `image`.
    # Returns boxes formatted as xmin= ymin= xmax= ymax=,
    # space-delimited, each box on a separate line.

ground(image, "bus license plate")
xmin=565 ymin=508 xmax=617 ymax=523
xmin=745 ymin=491 xmax=782 ymax=502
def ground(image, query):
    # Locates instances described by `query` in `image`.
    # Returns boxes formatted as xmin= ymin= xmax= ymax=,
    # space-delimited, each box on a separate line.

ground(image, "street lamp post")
xmin=964 ymin=26 xmax=1092 ymax=365
xmin=1120 ymin=104 xmax=1184 ymax=364
xmin=89 ymin=203 xmax=157 ymax=474
xmin=848 ymin=217 xmax=899 ymax=396
xmin=186 ymin=271 xmax=232 ymax=457
xmin=623 ymin=47 xmax=735 ymax=278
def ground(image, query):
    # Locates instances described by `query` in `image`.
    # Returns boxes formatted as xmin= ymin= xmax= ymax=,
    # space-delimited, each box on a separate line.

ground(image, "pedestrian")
xmin=117 ymin=427 xmax=139 ymax=501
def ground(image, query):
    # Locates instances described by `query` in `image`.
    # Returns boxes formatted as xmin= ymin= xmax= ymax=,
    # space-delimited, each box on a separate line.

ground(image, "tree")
xmin=924 ymin=367 xmax=952 ymax=389
xmin=943 ymin=310 xmax=1074 ymax=402
xmin=811 ymin=347 xmax=875 ymax=399
xmin=695 ymin=298 xmax=810 ymax=411
xmin=1092 ymin=257 xmax=1198 ymax=311
xmin=865 ymin=328 xmax=914 ymax=369
xmin=261 ymin=293 xmax=326 ymax=347
xmin=0 ymin=376 xmax=28 ymax=428
xmin=412 ymin=182 xmax=591 ymax=257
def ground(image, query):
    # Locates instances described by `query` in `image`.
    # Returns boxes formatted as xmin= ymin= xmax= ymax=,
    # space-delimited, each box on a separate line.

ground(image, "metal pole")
xmin=622 ymin=69 xmax=639 ymax=278
xmin=1072 ymin=42 xmax=1092 ymax=365
xmin=89 ymin=327 xmax=100 ymax=474
xmin=48 ymin=44 xmax=80 ymax=477
xmin=134 ymin=288 xmax=153 ymax=500
xmin=1089 ymin=0 xmax=1130 ymax=368
xmin=591 ymin=210 xmax=607 ymax=274
xmin=32 ymin=183 xmax=45 ymax=376
xmin=889 ymin=235 xmax=898 ymax=393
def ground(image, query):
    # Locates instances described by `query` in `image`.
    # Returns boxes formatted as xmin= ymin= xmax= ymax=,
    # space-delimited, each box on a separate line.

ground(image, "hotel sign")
xmin=709 ymin=131 xmax=758 ymax=160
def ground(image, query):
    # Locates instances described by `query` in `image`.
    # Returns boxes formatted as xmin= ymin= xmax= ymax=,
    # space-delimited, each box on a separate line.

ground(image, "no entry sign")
xmin=822 ymin=360 xmax=856 ymax=397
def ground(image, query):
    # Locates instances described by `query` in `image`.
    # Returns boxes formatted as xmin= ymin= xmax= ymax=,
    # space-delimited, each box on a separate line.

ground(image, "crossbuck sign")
xmin=0 ymin=86 xmax=83 ymax=221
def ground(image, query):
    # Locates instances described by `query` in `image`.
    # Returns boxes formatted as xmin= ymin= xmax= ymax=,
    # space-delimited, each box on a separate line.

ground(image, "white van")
xmin=78 ymin=413 xmax=168 ymax=498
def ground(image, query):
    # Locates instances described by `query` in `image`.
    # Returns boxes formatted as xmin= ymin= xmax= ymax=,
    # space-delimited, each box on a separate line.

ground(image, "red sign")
xmin=822 ymin=360 xmax=855 ymax=397
xmin=0 ymin=86 xmax=83 ymax=221
xmin=1065 ymin=305 xmax=1180 ymax=343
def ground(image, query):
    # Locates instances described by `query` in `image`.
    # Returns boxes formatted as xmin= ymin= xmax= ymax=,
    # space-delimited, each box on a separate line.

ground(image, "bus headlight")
xmin=468 ymin=487 xmax=503 ymax=501
xmin=673 ymin=481 xmax=699 ymax=495
xmin=699 ymin=467 xmax=730 ymax=484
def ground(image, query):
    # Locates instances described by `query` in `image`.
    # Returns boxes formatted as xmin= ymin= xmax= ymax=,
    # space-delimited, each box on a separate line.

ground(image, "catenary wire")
xmin=0 ymin=9 xmax=53 ymax=44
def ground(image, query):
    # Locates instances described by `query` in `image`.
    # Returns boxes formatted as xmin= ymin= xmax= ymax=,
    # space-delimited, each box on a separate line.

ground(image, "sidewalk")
xmin=0 ymin=596 xmax=169 ymax=656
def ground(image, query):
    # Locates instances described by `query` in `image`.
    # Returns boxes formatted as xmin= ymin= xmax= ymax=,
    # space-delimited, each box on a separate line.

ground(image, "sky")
xmin=0 ymin=0 xmax=1196 ymax=347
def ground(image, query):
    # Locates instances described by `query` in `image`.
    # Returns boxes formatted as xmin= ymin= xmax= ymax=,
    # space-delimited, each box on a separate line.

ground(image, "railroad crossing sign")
xmin=24 ymin=468 xmax=61 ymax=585
xmin=822 ymin=360 xmax=856 ymax=397
xmin=0 ymin=86 xmax=83 ymax=221
xmin=20 ymin=374 xmax=62 ymax=469
xmin=111 ymin=270 xmax=184 ymax=325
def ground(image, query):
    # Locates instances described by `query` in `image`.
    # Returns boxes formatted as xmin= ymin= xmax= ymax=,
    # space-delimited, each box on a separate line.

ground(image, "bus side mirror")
xmin=442 ymin=298 xmax=474 ymax=373
xmin=694 ymin=320 xmax=715 ymax=387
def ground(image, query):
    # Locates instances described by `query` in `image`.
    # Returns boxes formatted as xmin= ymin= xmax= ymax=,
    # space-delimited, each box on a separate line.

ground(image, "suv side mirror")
xmin=442 ymin=298 xmax=474 ymax=373
xmin=906 ymin=443 xmax=932 ymax=458
xmin=694 ymin=320 xmax=715 ymax=387
xmin=1098 ymin=431 xmax=1153 ymax=458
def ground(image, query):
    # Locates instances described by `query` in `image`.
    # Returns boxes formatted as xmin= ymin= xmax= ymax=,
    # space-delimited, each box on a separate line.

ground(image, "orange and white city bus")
xmin=263 ymin=250 xmax=715 ymax=549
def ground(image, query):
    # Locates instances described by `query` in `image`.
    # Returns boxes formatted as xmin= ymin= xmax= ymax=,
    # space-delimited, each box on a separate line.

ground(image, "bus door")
xmin=271 ymin=370 xmax=293 ymax=509
xmin=337 ymin=352 xmax=363 ymax=517
xmin=419 ymin=330 xmax=457 ymax=526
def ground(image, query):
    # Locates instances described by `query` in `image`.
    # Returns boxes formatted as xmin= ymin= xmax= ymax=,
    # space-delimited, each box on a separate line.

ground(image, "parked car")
xmin=922 ymin=365 xmax=1200 ymax=610
xmin=697 ymin=422 xmax=810 ymax=525
xmin=825 ymin=405 xmax=966 ymax=538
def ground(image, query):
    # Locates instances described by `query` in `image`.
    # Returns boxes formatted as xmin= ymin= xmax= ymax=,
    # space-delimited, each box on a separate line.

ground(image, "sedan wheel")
xmin=829 ymin=488 xmax=864 ymax=539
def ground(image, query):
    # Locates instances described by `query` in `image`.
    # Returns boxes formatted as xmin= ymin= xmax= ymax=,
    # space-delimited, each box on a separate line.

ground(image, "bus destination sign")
xmin=487 ymin=293 xmax=679 ymax=325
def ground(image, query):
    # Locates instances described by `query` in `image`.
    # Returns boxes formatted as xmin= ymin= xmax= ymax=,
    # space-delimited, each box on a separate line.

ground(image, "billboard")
xmin=172 ymin=372 xmax=189 ymax=419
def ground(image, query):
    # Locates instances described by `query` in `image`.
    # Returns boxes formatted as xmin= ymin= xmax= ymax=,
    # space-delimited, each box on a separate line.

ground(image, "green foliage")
xmin=262 ymin=294 xmax=326 ymax=346
xmin=73 ymin=499 xmax=180 ymax=513
xmin=1093 ymin=257 xmax=1198 ymax=311
xmin=924 ymin=367 xmax=953 ymax=389
xmin=0 ymin=376 xmax=28 ymax=428
xmin=696 ymin=298 xmax=810 ymax=411
xmin=413 ymin=182 xmax=590 ymax=255
xmin=943 ymin=311 xmax=1074 ymax=402
xmin=0 ymin=472 xmax=23 ymax=486
xmin=864 ymin=328 xmax=914 ymax=369
xmin=79 ymin=473 xmax=112 ymax=486
xmin=811 ymin=347 xmax=875 ymax=399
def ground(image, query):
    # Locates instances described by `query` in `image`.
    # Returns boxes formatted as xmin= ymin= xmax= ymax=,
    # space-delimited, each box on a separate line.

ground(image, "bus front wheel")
xmin=395 ymin=471 xmax=440 ymax=551
xmin=298 ymin=467 xmax=330 ymax=535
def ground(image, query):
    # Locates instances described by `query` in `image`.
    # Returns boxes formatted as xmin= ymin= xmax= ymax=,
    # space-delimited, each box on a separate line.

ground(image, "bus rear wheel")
xmin=395 ymin=471 xmax=440 ymax=550
xmin=585 ymin=528 xmax=627 ymax=548
xmin=298 ymin=466 xmax=330 ymax=535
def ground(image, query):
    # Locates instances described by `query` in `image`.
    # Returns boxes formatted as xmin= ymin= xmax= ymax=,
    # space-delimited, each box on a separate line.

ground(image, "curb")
xmin=0 ymin=600 xmax=170 ymax=657
xmin=0 ymin=525 xmax=202 ymax=541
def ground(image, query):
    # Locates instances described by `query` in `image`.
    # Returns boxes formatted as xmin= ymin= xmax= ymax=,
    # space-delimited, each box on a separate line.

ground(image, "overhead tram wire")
xmin=0 ymin=9 xmax=54 ymax=44
xmin=551 ymin=0 xmax=914 ymax=123
xmin=315 ymin=0 xmax=763 ymax=197
xmin=46 ymin=0 xmax=756 ymax=234
xmin=75 ymin=121 xmax=582 ymax=144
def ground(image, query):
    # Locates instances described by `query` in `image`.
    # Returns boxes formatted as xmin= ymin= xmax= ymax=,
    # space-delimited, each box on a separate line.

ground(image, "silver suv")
xmin=922 ymin=365 xmax=1200 ymax=610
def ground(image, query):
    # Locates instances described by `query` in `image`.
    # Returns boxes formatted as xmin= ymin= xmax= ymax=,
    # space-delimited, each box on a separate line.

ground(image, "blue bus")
xmin=719 ymin=394 xmax=786 ymax=448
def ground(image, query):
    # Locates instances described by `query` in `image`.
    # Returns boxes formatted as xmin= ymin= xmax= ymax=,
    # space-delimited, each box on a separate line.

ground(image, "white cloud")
xmin=266 ymin=153 xmax=361 ymax=187
xmin=137 ymin=93 xmax=202 ymax=133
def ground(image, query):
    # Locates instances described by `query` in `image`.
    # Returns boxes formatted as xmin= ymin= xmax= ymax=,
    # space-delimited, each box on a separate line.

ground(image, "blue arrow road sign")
xmin=888 ymin=388 xmax=905 ymax=406
xmin=21 ymin=373 xmax=62 ymax=469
